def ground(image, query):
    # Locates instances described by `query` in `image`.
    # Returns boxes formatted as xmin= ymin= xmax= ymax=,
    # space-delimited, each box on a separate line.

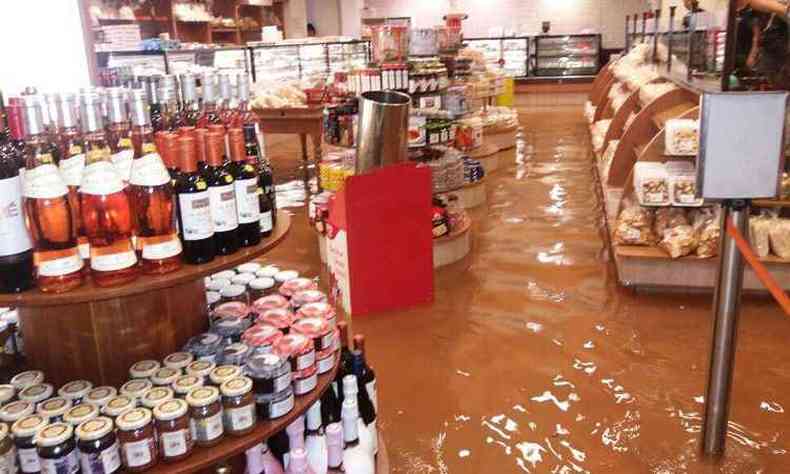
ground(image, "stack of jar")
xmin=417 ymin=146 xmax=466 ymax=193
xmin=408 ymin=57 xmax=449 ymax=94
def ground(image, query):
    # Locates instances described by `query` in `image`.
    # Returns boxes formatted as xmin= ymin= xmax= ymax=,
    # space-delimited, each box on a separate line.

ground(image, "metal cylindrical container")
xmin=355 ymin=90 xmax=410 ymax=174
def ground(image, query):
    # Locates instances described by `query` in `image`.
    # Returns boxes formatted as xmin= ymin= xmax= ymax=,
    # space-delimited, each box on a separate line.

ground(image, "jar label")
xmin=141 ymin=236 xmax=182 ymax=260
xmin=234 ymin=178 xmax=260 ymax=224
xmin=111 ymin=149 xmax=135 ymax=182
xmin=79 ymin=440 xmax=121 ymax=474
xmin=122 ymin=438 xmax=154 ymax=468
xmin=293 ymin=373 xmax=317 ymax=395
xmin=129 ymin=153 xmax=170 ymax=187
xmin=19 ymin=447 xmax=40 ymax=473
xmin=194 ymin=411 xmax=223 ymax=442
xmin=269 ymin=391 xmax=294 ymax=419
xmin=38 ymin=250 xmax=83 ymax=277
xmin=260 ymin=210 xmax=273 ymax=233
xmin=273 ymin=372 xmax=292 ymax=393
xmin=59 ymin=154 xmax=86 ymax=187
xmin=320 ymin=332 xmax=334 ymax=351
xmin=24 ymin=163 xmax=69 ymax=199
xmin=178 ymin=191 xmax=213 ymax=241
xmin=296 ymin=350 xmax=316 ymax=371
xmin=80 ymin=161 xmax=124 ymax=196
xmin=160 ymin=429 xmax=191 ymax=458
xmin=40 ymin=449 xmax=79 ymax=474
xmin=0 ymin=445 xmax=16 ymax=473
xmin=317 ymin=354 xmax=335 ymax=374
xmin=209 ymin=184 xmax=239 ymax=232
xmin=224 ymin=404 xmax=255 ymax=432
xmin=91 ymin=249 xmax=137 ymax=273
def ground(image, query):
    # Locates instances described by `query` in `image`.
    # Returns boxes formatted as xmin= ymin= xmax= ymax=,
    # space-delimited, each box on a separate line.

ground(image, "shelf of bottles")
xmin=0 ymin=69 xmax=279 ymax=297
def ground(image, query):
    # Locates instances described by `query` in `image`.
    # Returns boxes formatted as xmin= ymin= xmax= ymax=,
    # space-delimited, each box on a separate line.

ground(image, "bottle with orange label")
xmin=21 ymin=95 xmax=84 ymax=293
xmin=78 ymin=93 xmax=139 ymax=287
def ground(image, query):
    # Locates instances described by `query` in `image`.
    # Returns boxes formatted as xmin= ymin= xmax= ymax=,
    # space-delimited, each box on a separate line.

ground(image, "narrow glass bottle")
xmin=78 ymin=93 xmax=139 ymax=287
xmin=340 ymin=399 xmax=374 ymax=474
xmin=158 ymin=75 xmax=180 ymax=131
xmin=243 ymin=124 xmax=276 ymax=235
xmin=205 ymin=131 xmax=240 ymax=256
xmin=177 ymin=73 xmax=200 ymax=127
xmin=5 ymin=101 xmax=29 ymax=171
xmin=150 ymin=76 xmax=166 ymax=133
xmin=194 ymin=128 xmax=209 ymax=175
xmin=175 ymin=135 xmax=215 ymax=264
xmin=231 ymin=74 xmax=256 ymax=129
xmin=40 ymin=93 xmax=63 ymax=165
xmin=217 ymin=73 xmax=234 ymax=126
xmin=352 ymin=335 xmax=378 ymax=412
xmin=197 ymin=73 xmax=222 ymax=128
xmin=228 ymin=129 xmax=261 ymax=247
xmin=156 ymin=131 xmax=180 ymax=183
xmin=21 ymin=96 xmax=83 ymax=293
xmin=105 ymin=88 xmax=134 ymax=182
xmin=128 ymin=89 xmax=182 ymax=275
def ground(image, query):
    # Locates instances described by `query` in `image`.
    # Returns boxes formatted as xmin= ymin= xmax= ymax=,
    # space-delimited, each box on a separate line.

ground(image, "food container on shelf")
xmin=184 ymin=333 xmax=224 ymax=363
xmin=291 ymin=317 xmax=334 ymax=353
xmin=290 ymin=290 xmax=328 ymax=311
xmin=667 ymin=161 xmax=704 ymax=207
xmin=371 ymin=25 xmax=409 ymax=64
xmin=279 ymin=277 xmax=318 ymax=299
xmin=409 ymin=28 xmax=438 ymax=56
xmin=252 ymin=294 xmax=290 ymax=314
xmin=409 ymin=116 xmax=427 ymax=148
xmin=257 ymin=308 xmax=295 ymax=334
xmin=241 ymin=324 xmax=283 ymax=354
xmin=444 ymin=85 xmax=468 ymax=116
xmin=274 ymin=334 xmax=316 ymax=372
xmin=664 ymin=119 xmax=699 ymax=156
xmin=211 ymin=301 xmax=252 ymax=325
xmin=634 ymin=162 xmax=671 ymax=206
xmin=297 ymin=302 xmax=337 ymax=328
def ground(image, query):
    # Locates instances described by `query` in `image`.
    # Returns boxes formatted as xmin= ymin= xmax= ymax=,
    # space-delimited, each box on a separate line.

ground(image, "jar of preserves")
xmin=315 ymin=346 xmax=337 ymax=375
xmin=242 ymin=324 xmax=283 ymax=354
xmin=213 ymin=314 xmax=251 ymax=343
xmin=64 ymin=403 xmax=99 ymax=428
xmin=163 ymin=352 xmax=194 ymax=372
xmin=115 ymin=408 xmax=158 ymax=472
xmin=257 ymin=308 xmax=294 ymax=335
xmin=152 ymin=399 xmax=193 ymax=463
xmin=128 ymin=360 xmax=160 ymax=380
xmin=291 ymin=317 xmax=334 ymax=354
xmin=84 ymin=387 xmax=117 ymax=409
xmin=11 ymin=414 xmax=47 ymax=473
xmin=206 ymin=278 xmax=231 ymax=293
xmin=211 ymin=270 xmax=236 ymax=281
xmin=0 ymin=423 xmax=15 ymax=473
xmin=220 ymin=377 xmax=255 ymax=436
xmin=220 ymin=285 xmax=247 ymax=305
xmin=290 ymin=290 xmax=327 ymax=312
xmin=278 ymin=277 xmax=316 ymax=299
xmin=75 ymin=417 xmax=122 ymax=474
xmin=248 ymin=277 xmax=275 ymax=300
xmin=245 ymin=353 xmax=292 ymax=397
xmin=275 ymin=333 xmax=316 ymax=373
xmin=292 ymin=366 xmax=318 ymax=395
xmin=236 ymin=262 xmax=261 ymax=275
xmin=35 ymin=422 xmax=79 ymax=474
xmin=19 ymin=383 xmax=54 ymax=405
xmin=186 ymin=387 xmax=224 ymax=447
xmin=101 ymin=396 xmax=135 ymax=423
xmin=256 ymin=265 xmax=279 ymax=279
xmin=10 ymin=371 xmax=45 ymax=391
xmin=206 ymin=291 xmax=221 ymax=312
xmin=209 ymin=366 xmax=242 ymax=387
xmin=185 ymin=361 xmax=216 ymax=385
xmin=273 ymin=270 xmax=299 ymax=287
xmin=37 ymin=397 xmax=73 ymax=423
xmin=141 ymin=387 xmax=174 ymax=411
xmin=0 ymin=385 xmax=15 ymax=405
xmin=256 ymin=386 xmax=294 ymax=421
xmin=58 ymin=380 xmax=93 ymax=405
xmin=0 ymin=400 xmax=35 ymax=425
xmin=297 ymin=302 xmax=337 ymax=328
xmin=120 ymin=380 xmax=152 ymax=400
xmin=184 ymin=333 xmax=223 ymax=363
xmin=252 ymin=294 xmax=290 ymax=316
xmin=220 ymin=343 xmax=249 ymax=366
xmin=150 ymin=368 xmax=180 ymax=387
xmin=231 ymin=273 xmax=255 ymax=288
xmin=172 ymin=375 xmax=203 ymax=399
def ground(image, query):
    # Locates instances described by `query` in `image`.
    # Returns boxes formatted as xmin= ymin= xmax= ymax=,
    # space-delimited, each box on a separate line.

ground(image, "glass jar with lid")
xmin=184 ymin=333 xmax=223 ymax=363
xmin=84 ymin=387 xmax=117 ymax=409
xmin=256 ymin=386 xmax=294 ymax=421
xmin=115 ymin=408 xmax=158 ymax=472
xmin=211 ymin=270 xmax=236 ymax=281
xmin=220 ymin=377 xmax=256 ymax=436
xmin=292 ymin=366 xmax=318 ymax=395
xmin=220 ymin=343 xmax=249 ymax=366
xmin=0 ymin=385 xmax=15 ymax=405
xmin=274 ymin=333 xmax=316 ymax=373
xmin=248 ymin=277 xmax=275 ymax=301
xmin=18 ymin=383 xmax=54 ymax=405
xmin=291 ymin=317 xmax=334 ymax=354
xmin=163 ymin=352 xmax=194 ymax=372
xmin=290 ymin=290 xmax=328 ymax=312
xmin=186 ymin=387 xmax=224 ymax=447
xmin=252 ymin=294 xmax=290 ymax=315
xmin=209 ymin=366 xmax=242 ymax=387
xmin=172 ymin=375 xmax=203 ymax=399
xmin=150 ymin=368 xmax=180 ymax=387
xmin=231 ymin=273 xmax=256 ymax=288
xmin=37 ymin=397 xmax=73 ymax=423
xmin=220 ymin=284 xmax=248 ymax=305
xmin=257 ymin=308 xmax=294 ymax=335
xmin=0 ymin=423 xmax=15 ymax=473
xmin=64 ymin=403 xmax=99 ymax=428
xmin=141 ymin=387 xmax=174 ymax=411
xmin=101 ymin=396 xmax=135 ymax=424
xmin=256 ymin=265 xmax=279 ymax=279
xmin=297 ymin=302 xmax=337 ymax=328
xmin=273 ymin=270 xmax=299 ymax=287
xmin=245 ymin=353 xmax=292 ymax=398
xmin=128 ymin=360 xmax=160 ymax=380
xmin=242 ymin=324 xmax=283 ymax=354
xmin=236 ymin=262 xmax=262 ymax=275
xmin=206 ymin=278 xmax=231 ymax=293
xmin=11 ymin=414 xmax=47 ymax=473
xmin=186 ymin=361 xmax=216 ymax=385
xmin=35 ymin=422 xmax=79 ymax=474
xmin=58 ymin=380 xmax=93 ymax=405
xmin=152 ymin=399 xmax=193 ymax=462
xmin=120 ymin=380 xmax=152 ymax=400
xmin=10 ymin=371 xmax=45 ymax=391
xmin=75 ymin=416 xmax=122 ymax=473
xmin=0 ymin=400 xmax=34 ymax=426
xmin=206 ymin=291 xmax=221 ymax=312
xmin=278 ymin=277 xmax=316 ymax=299
xmin=214 ymin=316 xmax=250 ymax=344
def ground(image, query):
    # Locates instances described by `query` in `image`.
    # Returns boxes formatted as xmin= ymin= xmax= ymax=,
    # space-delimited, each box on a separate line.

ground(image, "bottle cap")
xmin=232 ymin=273 xmax=256 ymax=286
xmin=173 ymin=375 xmax=203 ymax=395
xmin=180 ymin=73 xmax=198 ymax=103
xmin=11 ymin=414 xmax=47 ymax=438
xmin=35 ymin=422 xmax=74 ymax=447
xmin=256 ymin=265 xmax=280 ymax=278
xmin=75 ymin=416 xmax=114 ymax=441
xmin=236 ymin=262 xmax=262 ymax=274
xmin=202 ymin=72 xmax=217 ymax=103
xmin=151 ymin=368 xmax=180 ymax=386
xmin=210 ymin=365 xmax=243 ymax=386
xmin=101 ymin=396 xmax=135 ymax=418
xmin=306 ymin=400 xmax=322 ymax=430
xmin=0 ymin=400 xmax=34 ymax=423
xmin=37 ymin=397 xmax=73 ymax=420
xmin=129 ymin=89 xmax=150 ymax=127
xmin=115 ymin=407 xmax=153 ymax=431
xmin=238 ymin=74 xmax=250 ymax=102
xmin=249 ymin=278 xmax=275 ymax=291
xmin=195 ymin=128 xmax=208 ymax=163
xmin=19 ymin=383 xmax=54 ymax=404
xmin=342 ymin=374 xmax=358 ymax=396
xmin=186 ymin=386 xmax=220 ymax=407
xmin=212 ymin=270 xmax=236 ymax=280
xmin=220 ymin=284 xmax=246 ymax=299
xmin=106 ymin=88 xmax=129 ymax=124
xmin=79 ymin=93 xmax=104 ymax=132
xmin=58 ymin=380 xmax=93 ymax=401
xmin=186 ymin=360 xmax=216 ymax=378
xmin=288 ymin=447 xmax=308 ymax=471
xmin=64 ymin=403 xmax=99 ymax=426
xmin=229 ymin=128 xmax=245 ymax=162
xmin=120 ymin=379 xmax=153 ymax=399
xmin=21 ymin=95 xmax=44 ymax=136
xmin=141 ymin=386 xmax=174 ymax=409
xmin=218 ymin=73 xmax=232 ymax=102
xmin=164 ymin=352 xmax=194 ymax=371
xmin=57 ymin=94 xmax=79 ymax=129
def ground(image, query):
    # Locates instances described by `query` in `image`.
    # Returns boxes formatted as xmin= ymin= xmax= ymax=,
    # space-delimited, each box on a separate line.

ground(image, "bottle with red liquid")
xmin=205 ymin=131 xmax=240 ymax=256
xmin=175 ymin=135 xmax=215 ymax=264
xmin=217 ymin=73 xmax=234 ymax=126
xmin=197 ymin=73 xmax=222 ymax=128
xmin=174 ymin=73 xmax=200 ymax=128
xmin=78 ymin=93 xmax=139 ymax=287
xmin=128 ymin=89 xmax=182 ymax=275
xmin=194 ymin=128 xmax=209 ymax=175
xmin=150 ymin=76 xmax=167 ymax=133
xmin=21 ymin=96 xmax=83 ymax=293
xmin=228 ymin=129 xmax=261 ymax=247
xmin=4 ymin=100 xmax=28 ymax=171
xmin=231 ymin=73 xmax=256 ymax=128
xmin=106 ymin=88 xmax=134 ymax=182
xmin=157 ymin=75 xmax=180 ymax=131
xmin=156 ymin=131 xmax=180 ymax=183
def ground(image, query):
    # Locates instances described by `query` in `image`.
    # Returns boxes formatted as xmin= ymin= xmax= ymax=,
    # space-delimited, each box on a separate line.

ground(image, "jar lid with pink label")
xmin=252 ymin=294 xmax=290 ymax=314
xmin=242 ymin=324 xmax=283 ymax=351
xmin=279 ymin=278 xmax=318 ymax=298
xmin=257 ymin=308 xmax=295 ymax=333
xmin=275 ymin=334 xmax=316 ymax=372
xmin=297 ymin=302 xmax=337 ymax=327
xmin=291 ymin=317 xmax=334 ymax=353
xmin=290 ymin=290 xmax=327 ymax=310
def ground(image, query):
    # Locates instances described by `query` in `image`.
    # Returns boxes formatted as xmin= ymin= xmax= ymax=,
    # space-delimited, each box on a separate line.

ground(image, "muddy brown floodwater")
xmin=265 ymin=101 xmax=790 ymax=473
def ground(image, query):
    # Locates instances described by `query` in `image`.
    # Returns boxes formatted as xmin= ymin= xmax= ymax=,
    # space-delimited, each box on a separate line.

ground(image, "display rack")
xmin=96 ymin=46 xmax=252 ymax=81
xmin=462 ymin=36 xmax=529 ymax=78
xmin=250 ymin=40 xmax=371 ymax=83
xmin=532 ymin=34 xmax=601 ymax=78
xmin=0 ymin=212 xmax=291 ymax=387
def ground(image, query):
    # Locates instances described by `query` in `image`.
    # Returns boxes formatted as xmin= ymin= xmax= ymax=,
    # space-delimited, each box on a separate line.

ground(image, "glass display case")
xmin=250 ymin=40 xmax=371 ymax=83
xmin=532 ymin=34 xmax=601 ymax=77
xmin=462 ymin=37 xmax=529 ymax=78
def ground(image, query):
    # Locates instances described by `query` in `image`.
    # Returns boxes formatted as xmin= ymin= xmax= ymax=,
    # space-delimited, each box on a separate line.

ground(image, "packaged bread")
xmin=634 ymin=162 xmax=670 ymax=206
xmin=749 ymin=214 xmax=773 ymax=258
xmin=768 ymin=218 xmax=790 ymax=259
xmin=654 ymin=207 xmax=689 ymax=237
xmin=659 ymin=224 xmax=698 ymax=258
xmin=667 ymin=161 xmax=703 ymax=207
xmin=614 ymin=203 xmax=656 ymax=245
xmin=665 ymin=119 xmax=699 ymax=156
xmin=638 ymin=82 xmax=677 ymax=106
xmin=691 ymin=207 xmax=721 ymax=258
xmin=584 ymin=101 xmax=596 ymax=124
xmin=591 ymin=119 xmax=612 ymax=152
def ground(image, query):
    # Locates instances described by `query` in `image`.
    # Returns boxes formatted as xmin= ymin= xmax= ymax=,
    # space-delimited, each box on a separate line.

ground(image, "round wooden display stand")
xmin=433 ymin=216 xmax=472 ymax=268
xmin=436 ymin=179 xmax=487 ymax=209
xmin=483 ymin=125 xmax=518 ymax=152
xmin=0 ymin=211 xmax=291 ymax=387
xmin=469 ymin=144 xmax=500 ymax=174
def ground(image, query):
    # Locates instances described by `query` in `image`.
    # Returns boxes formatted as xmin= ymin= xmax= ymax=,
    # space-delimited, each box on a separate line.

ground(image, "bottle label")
xmin=40 ymin=449 xmax=79 ymax=474
xmin=274 ymin=371 xmax=292 ymax=393
xmin=296 ymin=350 xmax=316 ymax=371
xmin=269 ymin=391 xmax=294 ymax=418
xmin=79 ymin=441 xmax=121 ymax=474
xmin=59 ymin=153 xmax=86 ymax=187
xmin=260 ymin=210 xmax=273 ymax=233
xmin=194 ymin=411 xmax=224 ymax=442
xmin=224 ymin=404 xmax=256 ymax=431
xmin=209 ymin=184 xmax=239 ymax=232
xmin=38 ymin=249 xmax=84 ymax=277
xmin=234 ymin=178 xmax=260 ymax=224
xmin=80 ymin=161 xmax=124 ymax=195
xmin=122 ymin=438 xmax=155 ymax=468
xmin=130 ymin=153 xmax=170 ymax=187
xmin=160 ymin=429 xmax=191 ymax=457
xmin=178 ymin=191 xmax=214 ymax=241
xmin=294 ymin=372 xmax=318 ymax=395
xmin=24 ymin=163 xmax=68 ymax=199
xmin=141 ymin=236 xmax=182 ymax=260
xmin=111 ymin=148 xmax=135 ymax=182
xmin=91 ymin=248 xmax=137 ymax=272
xmin=0 ymin=175 xmax=33 ymax=255
xmin=19 ymin=447 xmax=40 ymax=473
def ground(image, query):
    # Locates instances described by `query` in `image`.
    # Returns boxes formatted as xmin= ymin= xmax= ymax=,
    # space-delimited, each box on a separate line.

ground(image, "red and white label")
xmin=80 ymin=161 xmax=124 ymax=195
xmin=0 ymin=176 xmax=33 ymax=256
xmin=130 ymin=153 xmax=170 ymax=187
xmin=91 ymin=249 xmax=137 ymax=272
xmin=24 ymin=164 xmax=68 ymax=199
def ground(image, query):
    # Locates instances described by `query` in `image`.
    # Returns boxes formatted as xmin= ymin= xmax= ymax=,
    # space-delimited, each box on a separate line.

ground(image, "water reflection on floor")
xmin=265 ymin=105 xmax=789 ymax=473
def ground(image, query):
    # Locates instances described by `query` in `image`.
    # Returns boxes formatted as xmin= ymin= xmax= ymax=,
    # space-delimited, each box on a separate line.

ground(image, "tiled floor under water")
xmin=265 ymin=98 xmax=790 ymax=473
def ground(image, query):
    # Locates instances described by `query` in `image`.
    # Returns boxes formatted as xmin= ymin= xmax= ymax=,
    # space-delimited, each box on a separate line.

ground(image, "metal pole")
xmin=633 ymin=14 xmax=638 ymax=44
xmin=652 ymin=9 xmax=660 ymax=64
xmin=686 ymin=8 xmax=695 ymax=81
xmin=641 ymin=12 xmax=648 ymax=44
xmin=626 ymin=15 xmax=631 ymax=51
xmin=668 ymin=6 xmax=677 ymax=73
xmin=702 ymin=200 xmax=750 ymax=456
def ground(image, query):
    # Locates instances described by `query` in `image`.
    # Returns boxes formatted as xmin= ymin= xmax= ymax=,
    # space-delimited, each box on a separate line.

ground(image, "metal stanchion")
xmin=641 ymin=12 xmax=648 ymax=44
xmin=668 ymin=6 xmax=676 ymax=72
xmin=652 ymin=9 xmax=660 ymax=64
xmin=625 ymin=15 xmax=631 ymax=50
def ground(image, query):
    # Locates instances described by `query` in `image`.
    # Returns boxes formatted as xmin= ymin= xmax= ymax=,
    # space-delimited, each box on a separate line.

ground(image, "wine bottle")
xmin=333 ymin=321 xmax=353 ymax=404
xmin=194 ymin=128 xmax=209 ymax=174
xmin=197 ymin=73 xmax=222 ymax=128
xmin=227 ymin=128 xmax=261 ymax=247
xmin=205 ymin=131 xmax=240 ymax=256
xmin=150 ymin=77 xmax=166 ymax=133
xmin=269 ymin=430 xmax=290 ymax=468
xmin=5 ymin=100 xmax=29 ymax=172
xmin=175 ymin=134 xmax=215 ymax=264
xmin=40 ymin=93 xmax=62 ymax=165
xmin=128 ymin=89 xmax=182 ymax=275
xmin=78 ymin=93 xmax=139 ymax=287
xmin=286 ymin=448 xmax=316 ymax=474
xmin=243 ymin=124 xmax=275 ymax=236
xmin=352 ymin=335 xmax=378 ymax=411
xmin=0 ymin=99 xmax=34 ymax=294
xmin=342 ymin=375 xmax=376 ymax=456
xmin=159 ymin=75 xmax=181 ymax=131
xmin=286 ymin=415 xmax=306 ymax=453
xmin=218 ymin=73 xmax=234 ymax=125
xmin=320 ymin=380 xmax=341 ymax=427
xmin=21 ymin=95 xmax=83 ymax=293
xmin=246 ymin=442 xmax=285 ymax=474
xmin=263 ymin=443 xmax=286 ymax=474
xmin=305 ymin=401 xmax=328 ymax=474
xmin=233 ymin=73 xmax=257 ymax=129
xmin=105 ymin=88 xmax=134 ymax=182
xmin=340 ymin=398 xmax=375 ymax=474
xmin=156 ymin=131 xmax=180 ymax=182
xmin=175 ymin=73 xmax=200 ymax=128
xmin=325 ymin=423 xmax=343 ymax=473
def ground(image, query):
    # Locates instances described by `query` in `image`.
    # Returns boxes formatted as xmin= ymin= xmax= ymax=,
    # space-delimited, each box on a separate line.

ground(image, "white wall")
xmin=284 ymin=0 xmax=310 ymax=38
xmin=0 ymin=0 xmax=91 ymax=94
xmin=307 ymin=0 xmax=342 ymax=36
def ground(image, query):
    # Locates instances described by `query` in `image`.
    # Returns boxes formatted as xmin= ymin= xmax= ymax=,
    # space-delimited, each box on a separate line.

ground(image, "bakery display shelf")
xmin=147 ymin=353 xmax=338 ymax=474
xmin=651 ymin=102 xmax=697 ymax=130
xmin=753 ymin=199 xmax=790 ymax=208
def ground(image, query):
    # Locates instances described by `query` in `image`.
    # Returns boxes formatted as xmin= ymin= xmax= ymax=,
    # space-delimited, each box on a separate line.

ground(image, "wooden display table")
xmin=433 ymin=216 xmax=472 ymax=268
xmin=483 ymin=125 xmax=518 ymax=152
xmin=0 ymin=212 xmax=291 ymax=387
xmin=436 ymin=179 xmax=487 ymax=209
xmin=254 ymin=107 xmax=324 ymax=192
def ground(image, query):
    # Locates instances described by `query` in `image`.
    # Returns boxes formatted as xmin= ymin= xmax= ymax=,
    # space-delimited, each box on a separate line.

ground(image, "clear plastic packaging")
xmin=654 ymin=207 xmax=689 ymax=238
xmin=749 ymin=214 xmax=773 ymax=258
xmin=658 ymin=224 xmax=698 ymax=258
xmin=665 ymin=119 xmax=699 ymax=156
xmin=634 ymin=162 xmax=670 ymax=206
xmin=613 ymin=203 xmax=656 ymax=246
xmin=691 ymin=207 xmax=721 ymax=258
xmin=768 ymin=218 xmax=790 ymax=259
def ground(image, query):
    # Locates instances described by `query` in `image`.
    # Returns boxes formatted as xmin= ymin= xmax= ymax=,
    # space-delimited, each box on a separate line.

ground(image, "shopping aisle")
xmin=267 ymin=97 xmax=790 ymax=473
